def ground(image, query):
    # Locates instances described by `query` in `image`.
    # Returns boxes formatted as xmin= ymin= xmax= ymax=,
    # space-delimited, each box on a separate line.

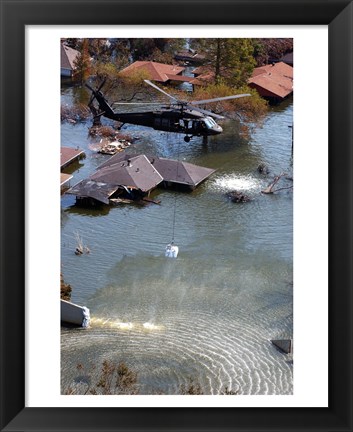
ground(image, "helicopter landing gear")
xmin=184 ymin=135 xmax=191 ymax=143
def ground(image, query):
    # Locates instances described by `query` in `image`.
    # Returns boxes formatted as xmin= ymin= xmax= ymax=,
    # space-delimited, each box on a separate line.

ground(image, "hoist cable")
xmin=171 ymin=135 xmax=181 ymax=243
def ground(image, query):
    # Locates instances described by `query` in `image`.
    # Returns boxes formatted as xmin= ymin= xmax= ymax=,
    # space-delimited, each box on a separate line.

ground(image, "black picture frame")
xmin=1 ymin=1 xmax=352 ymax=431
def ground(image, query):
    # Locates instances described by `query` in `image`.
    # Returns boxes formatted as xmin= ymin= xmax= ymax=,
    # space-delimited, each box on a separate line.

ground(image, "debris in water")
xmin=271 ymin=339 xmax=293 ymax=354
xmin=74 ymin=231 xmax=90 ymax=255
xmin=226 ymin=190 xmax=251 ymax=203
xmin=98 ymin=139 xmax=131 ymax=155
xmin=257 ymin=162 xmax=270 ymax=174
xmin=262 ymin=173 xmax=293 ymax=194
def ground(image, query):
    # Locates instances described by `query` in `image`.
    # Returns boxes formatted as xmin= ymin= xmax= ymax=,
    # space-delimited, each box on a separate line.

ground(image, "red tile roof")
xmin=119 ymin=61 xmax=185 ymax=82
xmin=248 ymin=62 xmax=293 ymax=99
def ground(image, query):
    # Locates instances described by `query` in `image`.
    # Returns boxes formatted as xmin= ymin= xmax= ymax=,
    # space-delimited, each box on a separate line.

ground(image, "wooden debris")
xmin=74 ymin=231 xmax=90 ymax=255
xmin=98 ymin=139 xmax=131 ymax=155
xmin=61 ymin=103 xmax=91 ymax=123
xmin=262 ymin=173 xmax=293 ymax=194
xmin=109 ymin=198 xmax=135 ymax=205
xmin=142 ymin=197 xmax=161 ymax=205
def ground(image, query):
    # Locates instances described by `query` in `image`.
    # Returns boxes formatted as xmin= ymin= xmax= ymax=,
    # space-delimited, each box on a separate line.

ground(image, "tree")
xmin=253 ymin=38 xmax=293 ymax=66
xmin=192 ymin=82 xmax=268 ymax=122
xmin=190 ymin=38 xmax=256 ymax=87
xmin=129 ymin=38 xmax=186 ymax=62
xmin=73 ymin=38 xmax=91 ymax=84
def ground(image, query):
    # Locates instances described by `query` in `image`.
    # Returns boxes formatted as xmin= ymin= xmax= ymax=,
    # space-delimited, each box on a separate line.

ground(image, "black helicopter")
xmin=86 ymin=79 xmax=251 ymax=142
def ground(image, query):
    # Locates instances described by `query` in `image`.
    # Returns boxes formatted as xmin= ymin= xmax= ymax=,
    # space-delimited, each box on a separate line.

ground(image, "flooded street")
xmin=61 ymin=84 xmax=293 ymax=395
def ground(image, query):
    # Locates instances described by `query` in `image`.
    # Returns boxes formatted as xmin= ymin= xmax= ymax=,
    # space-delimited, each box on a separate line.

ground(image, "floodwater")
xmin=60 ymin=83 xmax=293 ymax=395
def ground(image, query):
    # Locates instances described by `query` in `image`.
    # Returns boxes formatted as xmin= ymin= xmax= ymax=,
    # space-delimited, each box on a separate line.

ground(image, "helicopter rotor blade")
xmin=144 ymin=80 xmax=179 ymax=103
xmin=85 ymin=82 xmax=95 ymax=92
xmin=187 ymin=105 xmax=225 ymax=120
xmin=112 ymin=102 xmax=166 ymax=105
xmin=190 ymin=93 xmax=251 ymax=105
xmin=97 ymin=78 xmax=106 ymax=93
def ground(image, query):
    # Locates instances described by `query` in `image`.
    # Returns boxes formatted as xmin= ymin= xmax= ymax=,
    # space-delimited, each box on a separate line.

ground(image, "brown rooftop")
xmin=120 ymin=61 xmax=184 ymax=82
xmin=248 ymin=62 xmax=293 ymax=99
xmin=61 ymin=147 xmax=85 ymax=170
xmin=61 ymin=173 xmax=73 ymax=187
xmin=66 ymin=179 xmax=122 ymax=205
xmin=119 ymin=61 xmax=200 ymax=85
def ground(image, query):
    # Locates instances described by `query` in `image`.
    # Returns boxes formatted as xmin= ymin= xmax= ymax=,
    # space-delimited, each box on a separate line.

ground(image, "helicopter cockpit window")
xmin=204 ymin=118 xmax=215 ymax=129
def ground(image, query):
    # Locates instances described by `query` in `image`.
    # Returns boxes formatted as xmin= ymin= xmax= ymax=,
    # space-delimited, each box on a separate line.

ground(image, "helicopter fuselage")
xmin=111 ymin=108 xmax=222 ymax=136
xmin=92 ymin=90 xmax=223 ymax=141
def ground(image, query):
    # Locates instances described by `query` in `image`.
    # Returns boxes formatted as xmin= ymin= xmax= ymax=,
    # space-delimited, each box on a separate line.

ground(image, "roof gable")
xmin=61 ymin=43 xmax=80 ymax=70
xmin=120 ymin=61 xmax=185 ymax=82
xmin=91 ymin=154 xmax=163 ymax=192
xmin=248 ymin=62 xmax=293 ymax=99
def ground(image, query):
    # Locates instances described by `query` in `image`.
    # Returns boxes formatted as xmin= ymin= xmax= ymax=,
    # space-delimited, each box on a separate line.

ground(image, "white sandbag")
xmin=165 ymin=243 xmax=179 ymax=258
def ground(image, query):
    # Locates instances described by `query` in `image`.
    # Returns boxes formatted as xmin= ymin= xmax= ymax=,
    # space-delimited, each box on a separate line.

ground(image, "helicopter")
xmin=86 ymin=79 xmax=251 ymax=142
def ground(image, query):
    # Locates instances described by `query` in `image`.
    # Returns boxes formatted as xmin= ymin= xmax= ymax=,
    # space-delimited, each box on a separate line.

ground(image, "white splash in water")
xmin=113 ymin=322 xmax=134 ymax=330
xmin=90 ymin=317 xmax=134 ymax=330
xmin=143 ymin=322 xmax=164 ymax=331
xmin=211 ymin=174 xmax=263 ymax=192
xmin=90 ymin=317 xmax=164 ymax=332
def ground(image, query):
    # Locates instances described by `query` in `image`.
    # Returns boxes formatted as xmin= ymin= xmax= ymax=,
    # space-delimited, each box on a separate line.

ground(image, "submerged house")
xmin=174 ymin=49 xmax=206 ymax=64
xmin=149 ymin=157 xmax=216 ymax=190
xmin=66 ymin=153 xmax=216 ymax=206
xmin=248 ymin=62 xmax=293 ymax=102
xmin=67 ymin=154 xmax=163 ymax=205
xmin=119 ymin=61 xmax=199 ymax=85
xmin=60 ymin=146 xmax=85 ymax=190
xmin=61 ymin=43 xmax=80 ymax=78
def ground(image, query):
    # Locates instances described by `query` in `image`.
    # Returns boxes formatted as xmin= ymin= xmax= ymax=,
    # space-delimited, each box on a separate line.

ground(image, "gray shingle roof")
xmin=61 ymin=43 xmax=80 ymax=71
xmin=91 ymin=154 xmax=163 ymax=192
xmin=149 ymin=157 xmax=216 ymax=187
xmin=67 ymin=153 xmax=216 ymax=204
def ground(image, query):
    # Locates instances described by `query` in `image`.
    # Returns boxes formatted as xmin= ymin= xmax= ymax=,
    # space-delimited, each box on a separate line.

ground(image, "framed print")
xmin=1 ymin=0 xmax=352 ymax=431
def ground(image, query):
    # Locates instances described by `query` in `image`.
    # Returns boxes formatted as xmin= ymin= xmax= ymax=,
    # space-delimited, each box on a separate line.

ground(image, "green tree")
xmin=190 ymin=38 xmax=256 ymax=87
xmin=192 ymin=82 xmax=267 ymax=122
